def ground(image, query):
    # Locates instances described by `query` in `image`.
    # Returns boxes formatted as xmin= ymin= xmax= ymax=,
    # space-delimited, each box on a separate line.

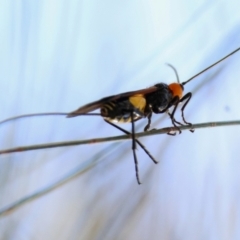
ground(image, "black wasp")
xmin=67 ymin=48 xmax=240 ymax=184
xmin=67 ymin=67 xmax=191 ymax=184
xmin=0 ymin=48 xmax=239 ymax=184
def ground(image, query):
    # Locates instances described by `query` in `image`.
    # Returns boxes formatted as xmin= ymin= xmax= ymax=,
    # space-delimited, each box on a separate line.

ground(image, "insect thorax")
xmin=145 ymin=83 xmax=173 ymax=112
xmin=100 ymin=97 xmax=146 ymax=123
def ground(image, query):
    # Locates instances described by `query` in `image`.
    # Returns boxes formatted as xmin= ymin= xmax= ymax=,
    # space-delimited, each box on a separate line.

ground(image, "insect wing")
xmin=67 ymin=86 xmax=158 ymax=117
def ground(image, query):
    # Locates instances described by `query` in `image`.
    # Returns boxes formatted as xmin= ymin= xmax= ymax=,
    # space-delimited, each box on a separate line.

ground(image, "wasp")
xmin=0 ymin=47 xmax=239 ymax=184
xmin=67 ymin=47 xmax=240 ymax=184
xmin=67 ymin=67 xmax=191 ymax=185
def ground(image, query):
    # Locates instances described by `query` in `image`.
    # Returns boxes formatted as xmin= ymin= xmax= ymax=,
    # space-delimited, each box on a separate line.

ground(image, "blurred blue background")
xmin=0 ymin=1 xmax=240 ymax=239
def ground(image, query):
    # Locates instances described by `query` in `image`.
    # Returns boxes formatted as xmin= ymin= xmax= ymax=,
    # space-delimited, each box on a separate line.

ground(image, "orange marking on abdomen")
xmin=129 ymin=94 xmax=146 ymax=112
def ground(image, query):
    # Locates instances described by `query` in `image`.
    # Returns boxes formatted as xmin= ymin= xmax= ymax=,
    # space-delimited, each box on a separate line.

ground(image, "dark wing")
xmin=67 ymin=86 xmax=159 ymax=117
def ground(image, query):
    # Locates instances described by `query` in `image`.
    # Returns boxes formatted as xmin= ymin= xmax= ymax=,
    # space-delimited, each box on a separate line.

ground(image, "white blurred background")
xmin=0 ymin=0 xmax=240 ymax=239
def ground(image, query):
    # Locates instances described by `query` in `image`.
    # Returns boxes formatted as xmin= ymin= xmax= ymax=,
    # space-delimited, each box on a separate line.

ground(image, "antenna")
xmin=166 ymin=63 xmax=180 ymax=84
xmin=182 ymin=47 xmax=240 ymax=86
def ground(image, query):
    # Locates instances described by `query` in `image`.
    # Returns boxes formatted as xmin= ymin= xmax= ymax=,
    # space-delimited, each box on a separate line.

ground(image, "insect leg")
xmin=130 ymin=111 xmax=141 ymax=184
xmin=144 ymin=112 xmax=152 ymax=132
xmin=151 ymin=100 xmax=181 ymax=134
xmin=105 ymin=120 xmax=158 ymax=164
xmin=168 ymin=110 xmax=184 ymax=126
xmin=165 ymin=111 xmax=177 ymax=136
xmin=155 ymin=97 xmax=182 ymax=134
xmin=167 ymin=100 xmax=182 ymax=134
xmin=179 ymin=92 xmax=194 ymax=132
